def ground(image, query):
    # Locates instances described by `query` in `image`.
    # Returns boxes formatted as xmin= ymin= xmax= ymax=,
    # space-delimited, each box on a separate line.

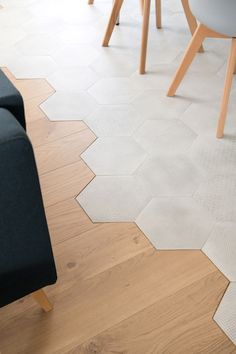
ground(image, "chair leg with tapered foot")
xmin=155 ymin=0 xmax=161 ymax=29
xmin=139 ymin=0 xmax=151 ymax=74
xmin=167 ymin=23 xmax=207 ymax=96
xmin=216 ymin=39 xmax=236 ymax=138
xmin=32 ymin=289 xmax=53 ymax=312
xmin=181 ymin=0 xmax=204 ymax=53
xmin=102 ymin=0 xmax=124 ymax=47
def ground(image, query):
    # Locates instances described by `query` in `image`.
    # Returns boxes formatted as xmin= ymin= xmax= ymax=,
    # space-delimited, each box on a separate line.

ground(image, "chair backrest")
xmin=189 ymin=0 xmax=236 ymax=37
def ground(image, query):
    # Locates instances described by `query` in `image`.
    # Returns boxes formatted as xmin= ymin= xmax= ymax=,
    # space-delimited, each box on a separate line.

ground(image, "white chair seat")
xmin=190 ymin=0 xmax=236 ymax=37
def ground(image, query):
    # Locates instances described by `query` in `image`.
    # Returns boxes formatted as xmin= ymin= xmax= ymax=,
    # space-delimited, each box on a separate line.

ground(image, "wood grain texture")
xmin=27 ymin=119 xmax=87 ymax=148
xmin=40 ymin=159 xmax=94 ymax=207
xmin=0 ymin=71 xmax=235 ymax=354
xmin=75 ymin=271 xmax=234 ymax=354
xmin=34 ymin=128 xmax=96 ymax=174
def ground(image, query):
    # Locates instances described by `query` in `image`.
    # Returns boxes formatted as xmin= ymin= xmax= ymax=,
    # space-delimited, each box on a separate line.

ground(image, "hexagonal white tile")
xmin=15 ymin=33 xmax=61 ymax=56
xmin=190 ymin=134 xmax=236 ymax=177
xmin=22 ymin=17 xmax=65 ymax=35
xmin=0 ymin=7 xmax=31 ymax=26
xmin=90 ymin=51 xmax=138 ymax=77
xmin=58 ymin=25 xmax=99 ymax=45
xmin=77 ymin=176 xmax=151 ymax=222
xmin=47 ymin=66 xmax=99 ymax=92
xmin=135 ymin=155 xmax=204 ymax=197
xmin=40 ymin=91 xmax=98 ymax=121
xmin=181 ymin=99 xmax=236 ymax=137
xmin=134 ymin=119 xmax=196 ymax=155
xmin=85 ymin=105 xmax=145 ymax=137
xmin=52 ymin=44 xmax=100 ymax=67
xmin=81 ymin=137 xmax=147 ymax=175
xmin=214 ymin=282 xmax=236 ymax=345
xmin=174 ymin=46 xmax=226 ymax=75
xmin=132 ymin=90 xmax=191 ymax=121
xmin=0 ymin=28 xmax=26 ymax=48
xmin=167 ymin=68 xmax=225 ymax=104
xmin=6 ymin=55 xmax=57 ymax=78
xmin=203 ymin=223 xmax=236 ymax=281
xmin=88 ymin=78 xmax=144 ymax=104
xmin=194 ymin=176 xmax=236 ymax=222
xmin=136 ymin=197 xmax=216 ymax=249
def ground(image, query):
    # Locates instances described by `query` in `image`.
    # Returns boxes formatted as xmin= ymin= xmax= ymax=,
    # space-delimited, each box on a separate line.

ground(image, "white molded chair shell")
xmin=189 ymin=0 xmax=236 ymax=37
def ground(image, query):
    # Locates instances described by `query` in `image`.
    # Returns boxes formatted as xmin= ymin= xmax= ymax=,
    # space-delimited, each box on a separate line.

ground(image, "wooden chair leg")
xmin=102 ymin=0 xmax=124 ymax=47
xmin=216 ymin=39 xmax=236 ymax=138
xmin=140 ymin=0 xmax=144 ymax=15
xmin=167 ymin=23 xmax=207 ymax=96
xmin=181 ymin=0 xmax=204 ymax=53
xmin=31 ymin=289 xmax=53 ymax=312
xmin=155 ymin=0 xmax=161 ymax=29
xmin=139 ymin=0 xmax=151 ymax=74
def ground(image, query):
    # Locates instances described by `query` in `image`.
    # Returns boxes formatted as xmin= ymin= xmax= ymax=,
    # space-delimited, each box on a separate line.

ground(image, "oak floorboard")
xmin=28 ymin=119 xmax=87 ymax=148
xmin=46 ymin=198 xmax=98 ymax=245
xmin=34 ymin=128 xmax=96 ymax=174
xmin=53 ymin=222 xmax=152 ymax=282
xmin=74 ymin=271 xmax=235 ymax=354
xmin=0 ymin=250 xmax=220 ymax=354
xmin=40 ymin=160 xmax=94 ymax=208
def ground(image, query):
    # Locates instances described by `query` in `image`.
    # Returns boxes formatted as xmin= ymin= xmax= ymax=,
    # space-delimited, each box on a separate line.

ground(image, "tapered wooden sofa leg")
xmin=32 ymin=289 xmax=53 ymax=312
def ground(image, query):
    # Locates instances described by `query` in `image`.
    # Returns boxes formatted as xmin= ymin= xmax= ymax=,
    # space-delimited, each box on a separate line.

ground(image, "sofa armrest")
xmin=0 ymin=109 xmax=56 ymax=306
xmin=0 ymin=70 xmax=26 ymax=130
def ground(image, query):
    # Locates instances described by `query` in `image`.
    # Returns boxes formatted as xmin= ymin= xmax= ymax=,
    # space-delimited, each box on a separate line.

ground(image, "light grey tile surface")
xmin=194 ymin=176 xmax=236 ymax=222
xmin=77 ymin=176 xmax=151 ymax=222
xmin=7 ymin=55 xmax=57 ymax=78
xmin=214 ymin=282 xmax=236 ymax=344
xmin=134 ymin=119 xmax=196 ymax=155
xmin=47 ymin=66 xmax=100 ymax=92
xmin=40 ymin=91 xmax=98 ymax=120
xmin=135 ymin=155 xmax=204 ymax=197
xmin=132 ymin=90 xmax=191 ymax=120
xmin=85 ymin=105 xmax=145 ymax=137
xmin=81 ymin=137 xmax=147 ymax=175
xmin=88 ymin=78 xmax=144 ymax=104
xmin=203 ymin=223 xmax=236 ymax=281
xmin=190 ymin=134 xmax=236 ymax=177
xmin=136 ymin=197 xmax=216 ymax=249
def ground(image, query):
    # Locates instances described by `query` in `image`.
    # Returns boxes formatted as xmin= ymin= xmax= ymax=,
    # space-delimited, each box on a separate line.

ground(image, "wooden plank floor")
xmin=0 ymin=68 xmax=235 ymax=353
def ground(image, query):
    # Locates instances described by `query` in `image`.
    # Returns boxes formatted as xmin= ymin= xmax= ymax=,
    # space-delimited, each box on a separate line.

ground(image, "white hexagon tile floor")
xmin=1 ymin=0 xmax=236 ymax=345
